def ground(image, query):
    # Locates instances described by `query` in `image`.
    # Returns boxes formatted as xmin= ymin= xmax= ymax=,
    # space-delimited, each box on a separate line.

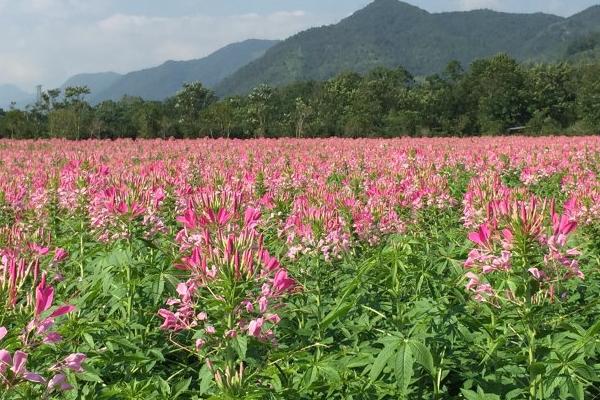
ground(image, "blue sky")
xmin=0 ymin=0 xmax=597 ymax=90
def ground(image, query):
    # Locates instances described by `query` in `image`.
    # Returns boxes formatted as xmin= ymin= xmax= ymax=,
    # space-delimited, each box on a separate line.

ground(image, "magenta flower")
xmin=528 ymin=268 xmax=546 ymax=281
xmin=248 ymin=318 xmax=264 ymax=337
xmin=465 ymin=272 xmax=480 ymax=290
xmin=62 ymin=353 xmax=86 ymax=373
xmin=53 ymin=248 xmax=69 ymax=263
xmin=48 ymin=373 xmax=72 ymax=391
xmin=0 ymin=350 xmax=45 ymax=384
xmin=273 ymin=270 xmax=295 ymax=294
xmin=205 ymin=326 xmax=216 ymax=335
xmin=468 ymin=223 xmax=491 ymax=247
xmin=34 ymin=275 xmax=54 ymax=318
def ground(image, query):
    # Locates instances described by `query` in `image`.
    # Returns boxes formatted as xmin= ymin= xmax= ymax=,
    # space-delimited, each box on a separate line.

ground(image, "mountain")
xmin=215 ymin=0 xmax=599 ymax=96
xmin=0 ymin=84 xmax=33 ymax=109
xmin=89 ymin=39 xmax=278 ymax=103
xmin=60 ymin=72 xmax=122 ymax=97
xmin=522 ymin=6 xmax=600 ymax=60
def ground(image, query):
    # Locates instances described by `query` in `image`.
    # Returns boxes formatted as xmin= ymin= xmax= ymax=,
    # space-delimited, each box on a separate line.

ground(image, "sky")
xmin=1 ymin=0 xmax=598 ymax=91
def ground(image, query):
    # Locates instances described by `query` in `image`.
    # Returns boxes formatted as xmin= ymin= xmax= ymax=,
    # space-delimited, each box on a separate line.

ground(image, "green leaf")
xmin=319 ymin=365 xmax=341 ymax=384
xmin=79 ymin=371 xmax=103 ymax=383
xmin=82 ymin=333 xmax=95 ymax=349
xmin=369 ymin=344 xmax=396 ymax=383
xmin=320 ymin=302 xmax=354 ymax=330
xmin=460 ymin=388 xmax=501 ymax=400
xmin=568 ymin=379 xmax=585 ymax=400
xmin=585 ymin=319 xmax=600 ymax=339
xmin=394 ymin=343 xmax=414 ymax=393
xmin=199 ymin=364 xmax=213 ymax=394
xmin=173 ymin=377 xmax=192 ymax=399
xmin=156 ymin=377 xmax=171 ymax=396
xmin=572 ymin=362 xmax=598 ymax=381
xmin=530 ymin=362 xmax=546 ymax=376
xmin=233 ymin=335 xmax=248 ymax=360
xmin=301 ymin=366 xmax=317 ymax=388
xmin=408 ymin=340 xmax=434 ymax=374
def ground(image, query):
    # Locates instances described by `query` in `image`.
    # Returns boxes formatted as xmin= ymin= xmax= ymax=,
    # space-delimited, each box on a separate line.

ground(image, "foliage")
xmin=0 ymin=137 xmax=599 ymax=399
xmin=2 ymin=53 xmax=599 ymax=139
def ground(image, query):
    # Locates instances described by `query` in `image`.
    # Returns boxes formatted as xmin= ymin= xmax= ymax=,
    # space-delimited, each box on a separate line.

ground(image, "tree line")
xmin=1 ymin=53 xmax=599 ymax=139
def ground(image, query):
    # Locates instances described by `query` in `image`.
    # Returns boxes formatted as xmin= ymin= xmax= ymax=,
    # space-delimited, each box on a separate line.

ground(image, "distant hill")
xmin=215 ymin=0 xmax=600 ymax=96
xmin=522 ymin=5 xmax=600 ymax=60
xmin=87 ymin=39 xmax=278 ymax=103
xmin=0 ymin=84 xmax=33 ymax=109
xmin=60 ymin=72 xmax=122 ymax=98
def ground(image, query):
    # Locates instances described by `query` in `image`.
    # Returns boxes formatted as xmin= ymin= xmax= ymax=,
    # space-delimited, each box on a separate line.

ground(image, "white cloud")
xmin=459 ymin=0 xmax=501 ymax=11
xmin=0 ymin=8 xmax=323 ymax=89
xmin=0 ymin=53 xmax=43 ymax=86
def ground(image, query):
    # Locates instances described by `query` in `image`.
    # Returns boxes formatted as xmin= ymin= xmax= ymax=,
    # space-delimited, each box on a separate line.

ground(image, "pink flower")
xmin=43 ymin=332 xmax=63 ymax=344
xmin=258 ymin=296 xmax=268 ymax=313
xmin=273 ymin=270 xmax=295 ymax=294
xmin=265 ymin=314 xmax=281 ymax=324
xmin=528 ymin=268 xmax=546 ymax=281
xmin=205 ymin=326 xmax=216 ymax=335
xmin=225 ymin=329 xmax=237 ymax=338
xmin=241 ymin=300 xmax=254 ymax=313
xmin=53 ymin=248 xmax=68 ymax=263
xmin=552 ymin=212 xmax=577 ymax=237
xmin=35 ymin=275 xmax=54 ymax=318
xmin=465 ymin=272 xmax=480 ymax=291
xmin=0 ymin=327 xmax=6 ymax=342
xmin=63 ymin=353 xmax=86 ymax=373
xmin=0 ymin=350 xmax=45 ymax=384
xmin=49 ymin=304 xmax=76 ymax=319
xmin=197 ymin=311 xmax=208 ymax=321
xmin=158 ymin=309 xmax=178 ymax=330
xmin=248 ymin=318 xmax=264 ymax=337
xmin=195 ymin=339 xmax=206 ymax=350
xmin=48 ymin=373 xmax=72 ymax=391
xmin=468 ymin=223 xmax=491 ymax=247
xmin=31 ymin=244 xmax=49 ymax=256
xmin=244 ymin=207 xmax=261 ymax=229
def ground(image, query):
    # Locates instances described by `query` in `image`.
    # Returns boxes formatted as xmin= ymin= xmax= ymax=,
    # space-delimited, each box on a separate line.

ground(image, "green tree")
xmin=247 ymin=84 xmax=274 ymax=138
xmin=61 ymin=86 xmax=92 ymax=139
xmin=526 ymin=63 xmax=576 ymax=133
xmin=201 ymin=100 xmax=240 ymax=139
xmin=48 ymin=108 xmax=80 ymax=139
xmin=174 ymin=82 xmax=217 ymax=138
xmin=577 ymin=64 xmax=600 ymax=132
xmin=314 ymin=72 xmax=362 ymax=136
xmin=0 ymin=109 xmax=32 ymax=139
xmin=469 ymin=54 xmax=529 ymax=134
xmin=292 ymin=98 xmax=314 ymax=138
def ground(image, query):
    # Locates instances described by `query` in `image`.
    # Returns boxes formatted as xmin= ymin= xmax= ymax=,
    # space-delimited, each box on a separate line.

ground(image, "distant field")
xmin=1 ymin=137 xmax=599 ymax=399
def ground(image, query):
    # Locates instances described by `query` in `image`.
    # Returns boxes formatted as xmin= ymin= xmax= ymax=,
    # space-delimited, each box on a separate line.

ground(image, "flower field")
xmin=1 ymin=137 xmax=600 ymax=399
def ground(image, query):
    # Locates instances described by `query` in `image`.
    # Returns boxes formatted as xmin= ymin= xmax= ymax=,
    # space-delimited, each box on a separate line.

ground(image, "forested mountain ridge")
xmin=88 ymin=39 xmax=278 ymax=103
xmin=216 ymin=0 xmax=600 ymax=96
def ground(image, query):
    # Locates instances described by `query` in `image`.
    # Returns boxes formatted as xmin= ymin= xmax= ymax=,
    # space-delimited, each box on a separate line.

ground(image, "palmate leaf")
xmin=367 ymin=337 xmax=432 ymax=395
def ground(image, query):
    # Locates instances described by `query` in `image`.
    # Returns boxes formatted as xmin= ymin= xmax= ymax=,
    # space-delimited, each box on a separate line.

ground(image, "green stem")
xmin=527 ymin=328 xmax=537 ymax=400
xmin=79 ymin=219 xmax=84 ymax=279
xmin=315 ymin=258 xmax=323 ymax=362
